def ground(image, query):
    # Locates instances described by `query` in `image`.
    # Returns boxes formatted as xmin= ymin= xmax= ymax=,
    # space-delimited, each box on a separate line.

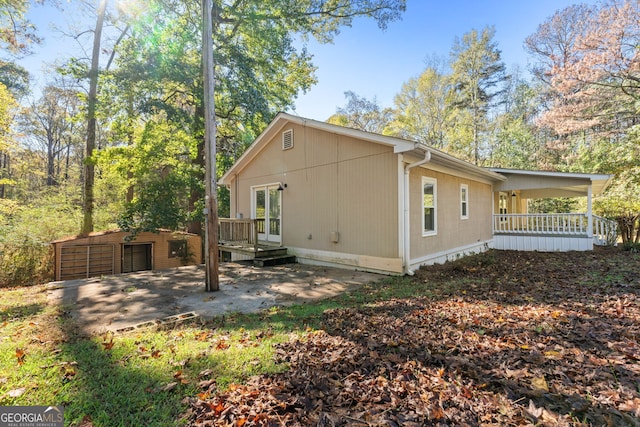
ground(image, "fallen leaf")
xmin=531 ymin=376 xmax=549 ymax=392
xmin=161 ymin=382 xmax=178 ymax=392
xmin=215 ymin=340 xmax=229 ymax=350
xmin=7 ymin=387 xmax=26 ymax=397
xmin=15 ymin=348 xmax=25 ymax=365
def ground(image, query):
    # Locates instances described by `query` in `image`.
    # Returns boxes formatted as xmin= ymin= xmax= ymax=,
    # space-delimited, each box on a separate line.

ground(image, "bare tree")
xmin=20 ymin=84 xmax=81 ymax=186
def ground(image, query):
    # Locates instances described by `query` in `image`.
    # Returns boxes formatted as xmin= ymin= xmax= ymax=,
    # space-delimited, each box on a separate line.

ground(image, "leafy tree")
xmin=110 ymin=120 xmax=202 ymax=234
xmin=0 ymin=61 xmax=29 ymax=99
xmin=449 ymin=26 xmax=508 ymax=164
xmin=0 ymin=0 xmax=41 ymax=56
xmin=0 ymin=82 xmax=17 ymax=198
xmin=489 ymin=71 xmax=545 ymax=169
xmin=100 ymin=0 xmax=406 ymax=234
xmin=328 ymin=91 xmax=392 ymax=134
xmin=582 ymin=127 xmax=640 ymax=244
xmin=387 ymin=65 xmax=452 ymax=148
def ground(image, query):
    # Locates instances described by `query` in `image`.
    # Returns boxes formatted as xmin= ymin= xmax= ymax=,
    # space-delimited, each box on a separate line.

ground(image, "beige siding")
xmin=409 ymin=167 xmax=493 ymax=260
xmin=230 ymin=124 xmax=400 ymax=261
xmin=53 ymin=231 xmax=202 ymax=281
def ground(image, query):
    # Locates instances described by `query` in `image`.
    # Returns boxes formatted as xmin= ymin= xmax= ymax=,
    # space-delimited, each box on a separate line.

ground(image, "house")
xmin=52 ymin=230 xmax=202 ymax=281
xmin=219 ymin=113 xmax=616 ymax=275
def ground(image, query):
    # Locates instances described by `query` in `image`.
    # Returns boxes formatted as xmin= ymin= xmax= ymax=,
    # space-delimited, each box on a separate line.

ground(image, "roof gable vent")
xmin=282 ymin=129 xmax=293 ymax=150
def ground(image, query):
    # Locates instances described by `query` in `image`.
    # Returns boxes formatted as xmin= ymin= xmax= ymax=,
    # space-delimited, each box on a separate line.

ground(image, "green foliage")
xmin=329 ymin=91 xmax=393 ymax=134
xmin=0 ymin=242 xmax=51 ymax=287
xmin=94 ymin=0 xmax=406 ymax=231
xmin=387 ymin=66 xmax=453 ymax=147
xmin=622 ymin=241 xmax=640 ymax=252
xmin=110 ymin=120 xmax=202 ymax=234
xmin=594 ymin=193 xmax=640 ymax=244
xmin=0 ymin=183 xmax=121 ymax=287
xmin=450 ymin=26 xmax=508 ymax=164
xmin=0 ymin=61 xmax=29 ymax=99
xmin=0 ymin=82 xmax=17 ymax=151
xmin=528 ymin=198 xmax=579 ymax=214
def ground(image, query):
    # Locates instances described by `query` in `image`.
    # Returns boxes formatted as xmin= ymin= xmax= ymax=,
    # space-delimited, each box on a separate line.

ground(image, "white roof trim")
xmin=489 ymin=168 xmax=613 ymax=181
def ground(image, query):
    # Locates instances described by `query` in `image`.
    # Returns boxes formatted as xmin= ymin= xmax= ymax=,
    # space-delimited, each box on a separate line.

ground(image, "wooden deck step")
xmin=218 ymin=244 xmax=287 ymax=258
xmin=254 ymin=247 xmax=288 ymax=258
xmin=253 ymin=254 xmax=297 ymax=267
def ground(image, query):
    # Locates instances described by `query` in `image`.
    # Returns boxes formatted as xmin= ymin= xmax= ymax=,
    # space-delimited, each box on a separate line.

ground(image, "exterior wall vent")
xmin=282 ymin=129 xmax=293 ymax=150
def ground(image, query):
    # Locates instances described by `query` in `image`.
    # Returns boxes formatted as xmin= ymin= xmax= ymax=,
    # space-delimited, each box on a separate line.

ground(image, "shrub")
xmin=0 ymin=241 xmax=53 ymax=287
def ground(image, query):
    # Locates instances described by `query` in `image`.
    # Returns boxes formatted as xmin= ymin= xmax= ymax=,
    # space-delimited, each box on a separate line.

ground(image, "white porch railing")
xmin=493 ymin=213 xmax=588 ymax=235
xmin=593 ymin=215 xmax=618 ymax=246
xmin=493 ymin=214 xmax=618 ymax=246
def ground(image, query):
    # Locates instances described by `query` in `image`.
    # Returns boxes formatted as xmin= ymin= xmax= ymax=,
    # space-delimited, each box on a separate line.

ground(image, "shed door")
xmin=59 ymin=245 xmax=114 ymax=281
xmin=122 ymin=244 xmax=152 ymax=273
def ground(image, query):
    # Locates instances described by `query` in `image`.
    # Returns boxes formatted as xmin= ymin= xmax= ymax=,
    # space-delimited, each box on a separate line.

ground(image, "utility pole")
xmin=202 ymin=0 xmax=219 ymax=291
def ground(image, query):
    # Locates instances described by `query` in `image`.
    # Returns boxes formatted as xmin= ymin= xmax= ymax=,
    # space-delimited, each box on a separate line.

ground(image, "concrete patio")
xmin=46 ymin=262 xmax=383 ymax=334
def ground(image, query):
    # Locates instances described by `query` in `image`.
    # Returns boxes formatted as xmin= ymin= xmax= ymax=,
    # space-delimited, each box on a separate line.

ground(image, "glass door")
xmin=252 ymin=185 xmax=281 ymax=243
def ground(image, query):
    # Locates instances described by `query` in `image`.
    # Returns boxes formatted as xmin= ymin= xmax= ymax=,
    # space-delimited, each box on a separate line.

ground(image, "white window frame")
xmin=422 ymin=176 xmax=437 ymax=236
xmin=460 ymin=183 xmax=469 ymax=220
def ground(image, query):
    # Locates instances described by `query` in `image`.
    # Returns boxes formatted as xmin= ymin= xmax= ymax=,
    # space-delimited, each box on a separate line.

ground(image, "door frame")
xmin=251 ymin=183 xmax=282 ymax=244
xmin=122 ymin=242 xmax=153 ymax=273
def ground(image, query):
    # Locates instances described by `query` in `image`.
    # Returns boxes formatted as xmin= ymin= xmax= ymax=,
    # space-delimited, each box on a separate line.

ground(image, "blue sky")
xmin=21 ymin=0 xmax=599 ymax=121
xmin=291 ymin=0 xmax=600 ymax=120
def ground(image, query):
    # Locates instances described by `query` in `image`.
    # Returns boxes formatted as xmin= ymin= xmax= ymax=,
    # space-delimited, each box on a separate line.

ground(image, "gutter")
xmin=403 ymin=147 xmax=431 ymax=275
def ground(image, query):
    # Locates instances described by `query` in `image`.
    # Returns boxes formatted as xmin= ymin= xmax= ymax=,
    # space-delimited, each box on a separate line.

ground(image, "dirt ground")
xmin=46 ymin=261 xmax=383 ymax=334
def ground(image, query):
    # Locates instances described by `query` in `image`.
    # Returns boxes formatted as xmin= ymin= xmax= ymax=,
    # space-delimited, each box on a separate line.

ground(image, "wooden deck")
xmin=218 ymin=218 xmax=295 ymax=265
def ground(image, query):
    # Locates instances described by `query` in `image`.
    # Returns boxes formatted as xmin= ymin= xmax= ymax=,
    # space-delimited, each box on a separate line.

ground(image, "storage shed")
xmin=52 ymin=230 xmax=202 ymax=281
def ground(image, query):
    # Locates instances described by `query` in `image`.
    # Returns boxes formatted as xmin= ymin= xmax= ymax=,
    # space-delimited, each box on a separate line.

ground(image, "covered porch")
xmin=490 ymin=169 xmax=617 ymax=251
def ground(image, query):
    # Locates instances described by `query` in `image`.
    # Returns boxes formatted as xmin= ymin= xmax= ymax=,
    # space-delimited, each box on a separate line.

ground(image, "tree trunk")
xmin=82 ymin=0 xmax=107 ymax=234
xmin=187 ymin=137 xmax=204 ymax=236
xmin=0 ymin=152 xmax=7 ymax=198
xmin=46 ymin=137 xmax=56 ymax=186
xmin=126 ymin=92 xmax=134 ymax=203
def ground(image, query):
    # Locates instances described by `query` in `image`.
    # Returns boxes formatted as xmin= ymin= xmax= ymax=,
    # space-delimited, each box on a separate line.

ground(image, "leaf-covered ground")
xmin=185 ymin=249 xmax=640 ymax=426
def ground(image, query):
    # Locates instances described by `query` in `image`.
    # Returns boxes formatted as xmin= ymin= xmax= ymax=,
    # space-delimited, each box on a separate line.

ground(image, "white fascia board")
xmin=489 ymin=168 xmax=613 ymax=182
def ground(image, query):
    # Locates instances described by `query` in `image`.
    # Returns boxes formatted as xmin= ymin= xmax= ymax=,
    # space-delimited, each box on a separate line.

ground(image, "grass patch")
xmin=4 ymin=249 xmax=633 ymax=426
xmin=0 ymin=275 xmax=418 ymax=426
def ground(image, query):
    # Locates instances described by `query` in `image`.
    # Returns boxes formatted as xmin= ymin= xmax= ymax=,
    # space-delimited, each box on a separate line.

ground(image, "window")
xmin=422 ymin=177 xmax=437 ymax=236
xmin=460 ymin=184 xmax=469 ymax=219
xmin=168 ymin=240 xmax=187 ymax=259
xmin=282 ymin=129 xmax=293 ymax=150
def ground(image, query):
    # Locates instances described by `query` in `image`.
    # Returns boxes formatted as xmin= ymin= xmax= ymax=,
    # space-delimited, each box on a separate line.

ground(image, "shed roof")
xmin=51 ymin=229 xmax=197 ymax=244
xmin=220 ymin=112 xmax=505 ymax=185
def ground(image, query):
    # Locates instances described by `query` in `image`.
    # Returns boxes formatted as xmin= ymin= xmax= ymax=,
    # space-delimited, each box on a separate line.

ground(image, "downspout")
xmin=403 ymin=148 xmax=431 ymax=275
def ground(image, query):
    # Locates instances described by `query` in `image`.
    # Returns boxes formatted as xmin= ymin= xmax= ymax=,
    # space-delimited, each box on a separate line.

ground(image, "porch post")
xmin=587 ymin=183 xmax=593 ymax=238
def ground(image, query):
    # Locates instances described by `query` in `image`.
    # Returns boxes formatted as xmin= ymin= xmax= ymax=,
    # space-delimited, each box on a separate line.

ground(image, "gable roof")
xmin=220 ymin=112 xmax=505 ymax=185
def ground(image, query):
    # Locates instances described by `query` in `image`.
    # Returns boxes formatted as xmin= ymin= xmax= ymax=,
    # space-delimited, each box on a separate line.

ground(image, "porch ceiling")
xmin=489 ymin=168 xmax=613 ymax=198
